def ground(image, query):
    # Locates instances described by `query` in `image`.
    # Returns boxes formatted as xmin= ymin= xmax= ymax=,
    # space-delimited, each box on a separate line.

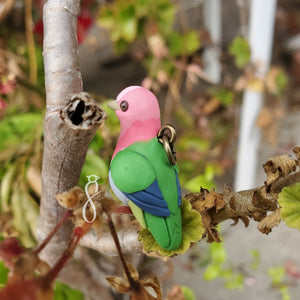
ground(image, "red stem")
xmin=106 ymin=213 xmax=137 ymax=288
xmin=34 ymin=210 xmax=73 ymax=255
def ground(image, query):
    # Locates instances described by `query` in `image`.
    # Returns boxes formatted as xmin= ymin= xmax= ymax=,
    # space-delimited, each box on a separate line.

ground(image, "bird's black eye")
xmin=120 ymin=100 xmax=129 ymax=112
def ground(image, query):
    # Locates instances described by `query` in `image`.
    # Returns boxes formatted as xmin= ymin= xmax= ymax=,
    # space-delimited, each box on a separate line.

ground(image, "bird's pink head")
xmin=110 ymin=86 xmax=161 ymax=156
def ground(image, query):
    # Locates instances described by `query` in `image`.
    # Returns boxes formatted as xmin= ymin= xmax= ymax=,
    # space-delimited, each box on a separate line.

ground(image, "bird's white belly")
xmin=108 ymin=170 xmax=130 ymax=205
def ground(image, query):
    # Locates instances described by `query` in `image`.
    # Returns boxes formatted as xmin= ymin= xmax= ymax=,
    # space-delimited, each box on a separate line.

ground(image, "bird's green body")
xmin=110 ymin=137 xmax=182 ymax=250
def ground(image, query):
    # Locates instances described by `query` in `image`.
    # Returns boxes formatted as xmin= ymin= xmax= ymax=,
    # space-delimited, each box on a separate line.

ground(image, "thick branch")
xmin=39 ymin=0 xmax=106 ymax=265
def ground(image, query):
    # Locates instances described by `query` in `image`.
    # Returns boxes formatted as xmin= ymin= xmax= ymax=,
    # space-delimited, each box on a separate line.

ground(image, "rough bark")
xmin=39 ymin=0 xmax=106 ymax=265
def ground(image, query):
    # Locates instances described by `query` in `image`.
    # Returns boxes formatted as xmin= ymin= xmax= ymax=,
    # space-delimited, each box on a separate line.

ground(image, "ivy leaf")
xmin=169 ymin=31 xmax=200 ymax=56
xmin=139 ymin=199 xmax=204 ymax=258
xmin=229 ymin=36 xmax=250 ymax=68
xmin=278 ymin=182 xmax=300 ymax=230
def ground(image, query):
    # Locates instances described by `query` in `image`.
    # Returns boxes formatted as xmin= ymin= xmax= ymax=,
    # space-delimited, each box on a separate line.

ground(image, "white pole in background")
xmin=203 ymin=0 xmax=222 ymax=84
xmin=234 ymin=0 xmax=277 ymax=191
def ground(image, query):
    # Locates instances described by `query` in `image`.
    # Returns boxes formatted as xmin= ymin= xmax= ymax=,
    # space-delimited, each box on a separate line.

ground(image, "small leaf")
xmin=11 ymin=186 xmax=39 ymax=247
xmin=203 ymin=263 xmax=221 ymax=280
xmin=79 ymin=153 xmax=108 ymax=187
xmin=268 ymin=266 xmax=285 ymax=285
xmin=0 ymin=113 xmax=42 ymax=153
xmin=257 ymin=209 xmax=281 ymax=234
xmin=181 ymin=286 xmax=196 ymax=300
xmin=0 ymin=261 xmax=9 ymax=287
xmin=139 ymin=199 xmax=204 ymax=257
xmin=278 ymin=183 xmax=300 ymax=230
xmin=229 ymin=36 xmax=250 ymax=68
xmin=54 ymin=281 xmax=84 ymax=300
xmin=210 ymin=242 xmax=227 ymax=264
xmin=263 ymin=155 xmax=297 ymax=187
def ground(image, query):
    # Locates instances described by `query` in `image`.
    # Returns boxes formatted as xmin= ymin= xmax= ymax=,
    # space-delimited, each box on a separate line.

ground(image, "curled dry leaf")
xmin=186 ymin=190 xmax=222 ymax=243
xmin=263 ymin=154 xmax=297 ymax=188
xmin=257 ymin=208 xmax=281 ymax=234
xmin=106 ymin=263 xmax=162 ymax=300
xmin=56 ymin=185 xmax=119 ymax=236
xmin=56 ymin=186 xmax=86 ymax=210
xmin=192 ymin=189 xmax=225 ymax=212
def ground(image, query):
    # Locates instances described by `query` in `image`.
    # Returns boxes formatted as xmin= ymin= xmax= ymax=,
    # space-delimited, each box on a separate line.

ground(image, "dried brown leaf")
xmin=56 ymin=186 xmax=86 ymax=210
xmin=256 ymin=107 xmax=272 ymax=128
xmin=257 ymin=208 xmax=281 ymax=234
xmin=263 ymin=155 xmax=297 ymax=187
xmin=107 ymin=263 xmax=162 ymax=300
xmin=193 ymin=190 xmax=225 ymax=212
xmin=106 ymin=276 xmax=129 ymax=294
xmin=293 ymin=147 xmax=300 ymax=162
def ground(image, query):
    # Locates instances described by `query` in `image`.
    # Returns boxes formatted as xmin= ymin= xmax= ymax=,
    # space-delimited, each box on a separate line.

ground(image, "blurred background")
xmin=1 ymin=0 xmax=300 ymax=299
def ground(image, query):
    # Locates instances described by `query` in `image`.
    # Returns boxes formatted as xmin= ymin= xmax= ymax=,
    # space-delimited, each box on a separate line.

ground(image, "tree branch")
xmin=39 ymin=0 xmax=106 ymax=266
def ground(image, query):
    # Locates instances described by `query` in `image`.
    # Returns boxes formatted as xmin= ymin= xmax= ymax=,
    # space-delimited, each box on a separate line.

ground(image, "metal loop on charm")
xmin=157 ymin=125 xmax=177 ymax=165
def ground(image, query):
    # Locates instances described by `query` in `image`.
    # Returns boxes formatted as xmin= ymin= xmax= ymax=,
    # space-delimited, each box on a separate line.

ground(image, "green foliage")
xmin=99 ymin=0 xmax=175 ymax=51
xmin=184 ymin=164 xmax=222 ymax=192
xmin=11 ymin=186 xmax=39 ymax=247
xmin=268 ymin=266 xmax=285 ymax=285
xmin=54 ymin=281 xmax=84 ymax=300
xmin=181 ymin=285 xmax=196 ymax=300
xmin=79 ymin=153 xmax=107 ymax=187
xmin=168 ymin=31 xmax=200 ymax=56
xmin=278 ymin=182 xmax=300 ymax=230
xmin=0 ymin=261 xmax=9 ymax=288
xmin=0 ymin=112 xmax=42 ymax=153
xmin=250 ymin=249 xmax=260 ymax=270
xmin=209 ymin=88 xmax=234 ymax=106
xmin=139 ymin=199 xmax=204 ymax=257
xmin=267 ymin=266 xmax=290 ymax=300
xmin=274 ymin=69 xmax=288 ymax=96
xmin=229 ymin=36 xmax=250 ymax=68
xmin=204 ymin=242 xmax=244 ymax=290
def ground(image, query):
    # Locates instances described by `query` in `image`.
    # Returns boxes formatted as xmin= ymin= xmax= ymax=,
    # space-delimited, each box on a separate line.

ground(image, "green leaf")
xmin=79 ymin=153 xmax=108 ymax=187
xmin=0 ymin=113 xmax=42 ymax=153
xmin=181 ymin=286 xmax=196 ymax=300
xmin=0 ymin=261 xmax=9 ymax=287
xmin=54 ymin=281 xmax=84 ymax=300
xmin=278 ymin=182 xmax=300 ymax=230
xmin=268 ymin=266 xmax=285 ymax=285
xmin=210 ymin=89 xmax=234 ymax=106
xmin=280 ymin=286 xmax=291 ymax=300
xmin=275 ymin=69 xmax=288 ymax=95
xmin=0 ymin=164 xmax=17 ymax=212
xmin=210 ymin=242 xmax=227 ymax=264
xmin=11 ymin=186 xmax=39 ymax=247
xmin=184 ymin=165 xmax=219 ymax=192
xmin=204 ymin=263 xmax=221 ymax=280
xmin=139 ymin=198 xmax=204 ymax=257
xmin=184 ymin=31 xmax=200 ymax=55
xmin=224 ymin=273 xmax=244 ymax=290
xmin=229 ymin=36 xmax=250 ymax=68
xmin=169 ymin=32 xmax=183 ymax=56
xmin=119 ymin=5 xmax=137 ymax=42
xmin=251 ymin=249 xmax=260 ymax=270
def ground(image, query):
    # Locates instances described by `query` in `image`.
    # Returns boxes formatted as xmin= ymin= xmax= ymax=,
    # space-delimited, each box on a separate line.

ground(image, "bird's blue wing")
xmin=110 ymin=149 xmax=170 ymax=217
xmin=124 ymin=179 xmax=170 ymax=217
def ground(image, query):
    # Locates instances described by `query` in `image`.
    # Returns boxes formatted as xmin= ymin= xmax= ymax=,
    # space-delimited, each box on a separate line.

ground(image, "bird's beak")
xmin=107 ymin=100 xmax=120 ymax=111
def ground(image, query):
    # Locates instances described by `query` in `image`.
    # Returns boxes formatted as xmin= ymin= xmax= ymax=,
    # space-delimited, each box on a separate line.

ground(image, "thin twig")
xmin=25 ymin=0 xmax=37 ymax=83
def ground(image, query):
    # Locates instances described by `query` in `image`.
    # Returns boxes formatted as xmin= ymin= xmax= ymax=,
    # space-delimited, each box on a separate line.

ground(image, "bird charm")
xmin=108 ymin=86 xmax=182 ymax=250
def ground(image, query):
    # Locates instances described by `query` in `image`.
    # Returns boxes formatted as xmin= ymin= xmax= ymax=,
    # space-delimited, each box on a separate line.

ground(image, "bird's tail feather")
xmin=144 ymin=208 xmax=182 ymax=251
